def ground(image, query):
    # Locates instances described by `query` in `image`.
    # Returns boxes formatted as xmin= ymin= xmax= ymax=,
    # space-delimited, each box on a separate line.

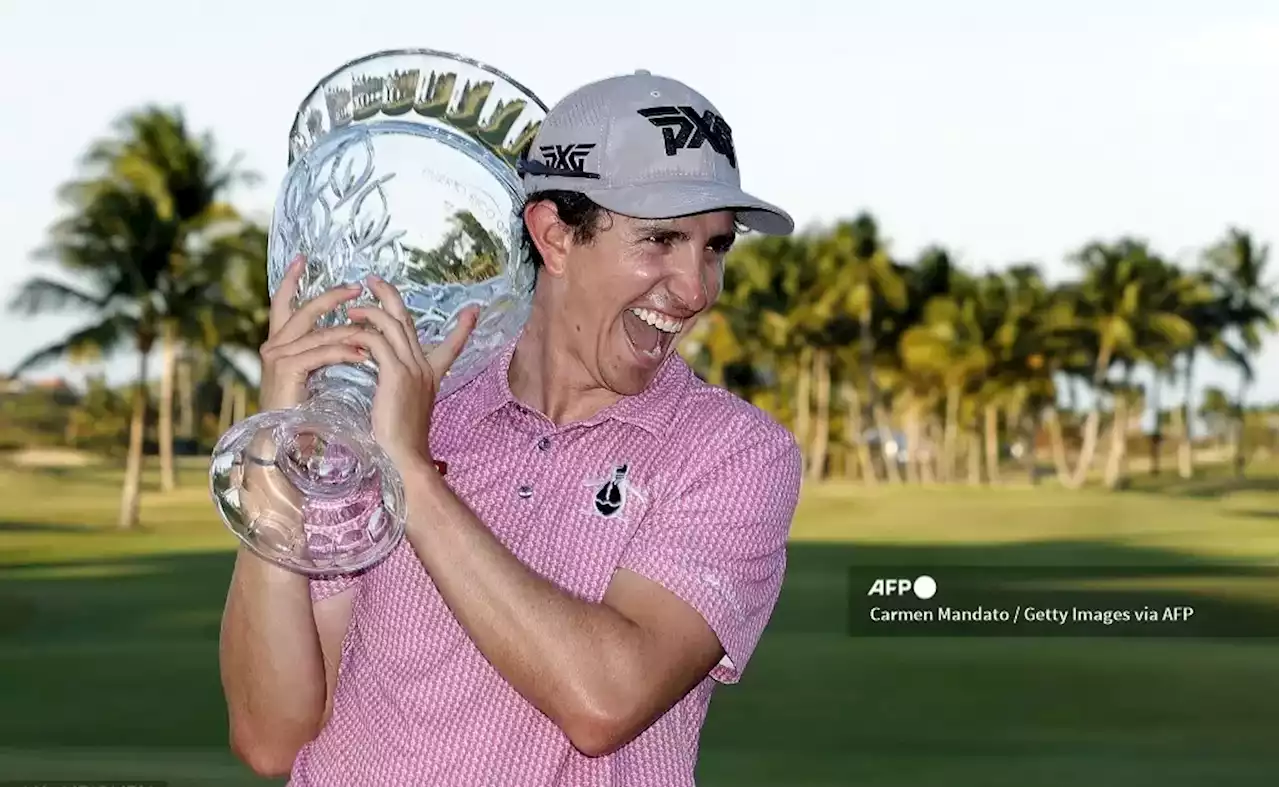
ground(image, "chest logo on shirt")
xmin=594 ymin=464 xmax=628 ymax=516
xmin=586 ymin=462 xmax=644 ymax=519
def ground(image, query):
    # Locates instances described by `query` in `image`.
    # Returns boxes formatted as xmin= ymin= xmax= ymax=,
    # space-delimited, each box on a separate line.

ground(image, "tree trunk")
xmin=218 ymin=378 xmax=234 ymax=434
xmin=64 ymin=411 xmax=80 ymax=445
xmin=1101 ymin=418 xmax=1120 ymax=489
xmin=1004 ymin=396 xmax=1035 ymax=484
xmin=840 ymin=381 xmax=877 ymax=484
xmin=233 ymin=383 xmax=247 ymax=424
xmin=903 ymin=400 xmax=922 ymax=484
xmin=1102 ymin=397 xmax=1129 ymax=490
xmin=119 ymin=346 xmax=149 ymax=530
xmin=158 ymin=323 xmax=177 ymax=493
xmin=807 ymin=349 xmax=831 ymax=482
xmin=840 ymin=382 xmax=859 ymax=481
xmin=1044 ymin=408 xmax=1072 ymax=482
xmin=794 ymin=347 xmax=812 ymax=474
xmin=873 ymin=403 xmax=903 ymax=483
xmin=1233 ymin=373 xmax=1249 ymax=478
xmin=966 ymin=430 xmax=982 ymax=486
xmin=859 ymin=308 xmax=876 ymax=428
xmin=1021 ymin=413 xmax=1040 ymax=484
xmin=1064 ymin=344 xmax=1116 ymax=490
xmin=1178 ymin=351 xmax=1194 ymax=478
xmin=941 ymin=384 xmax=960 ymax=483
xmin=1171 ymin=401 xmax=1191 ymax=479
xmin=178 ymin=350 xmax=195 ymax=440
xmin=919 ymin=417 xmax=939 ymax=484
xmin=983 ymin=403 xmax=1001 ymax=484
xmin=1149 ymin=375 xmax=1162 ymax=476
xmin=1064 ymin=407 xmax=1104 ymax=489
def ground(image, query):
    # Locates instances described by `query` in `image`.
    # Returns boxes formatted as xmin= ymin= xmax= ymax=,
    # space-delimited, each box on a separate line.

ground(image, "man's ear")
xmin=523 ymin=200 xmax=573 ymax=277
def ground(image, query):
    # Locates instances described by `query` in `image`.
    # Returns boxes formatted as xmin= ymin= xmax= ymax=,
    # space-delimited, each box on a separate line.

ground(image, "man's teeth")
xmin=630 ymin=307 xmax=683 ymax=334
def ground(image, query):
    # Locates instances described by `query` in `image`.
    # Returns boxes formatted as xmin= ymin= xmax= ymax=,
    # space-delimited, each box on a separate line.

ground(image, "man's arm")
xmin=401 ymin=461 xmax=721 ymax=756
xmin=218 ymin=436 xmax=356 ymax=776
xmin=399 ymin=427 xmax=800 ymax=757
xmin=220 ymin=553 xmax=354 ymax=776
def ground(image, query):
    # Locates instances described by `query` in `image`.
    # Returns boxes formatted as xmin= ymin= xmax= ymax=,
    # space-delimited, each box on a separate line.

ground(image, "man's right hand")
xmin=237 ymin=254 xmax=370 ymax=538
xmin=258 ymin=254 xmax=369 ymax=412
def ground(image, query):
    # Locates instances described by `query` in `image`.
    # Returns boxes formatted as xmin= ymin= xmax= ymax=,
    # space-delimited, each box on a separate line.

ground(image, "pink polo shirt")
xmin=289 ymin=340 xmax=802 ymax=786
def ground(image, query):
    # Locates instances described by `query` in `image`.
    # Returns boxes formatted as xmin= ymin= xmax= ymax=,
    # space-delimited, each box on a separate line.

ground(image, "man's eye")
xmin=644 ymin=234 xmax=673 ymax=247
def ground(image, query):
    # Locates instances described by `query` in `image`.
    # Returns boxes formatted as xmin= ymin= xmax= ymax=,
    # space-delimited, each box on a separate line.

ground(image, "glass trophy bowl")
xmin=209 ymin=49 xmax=546 ymax=575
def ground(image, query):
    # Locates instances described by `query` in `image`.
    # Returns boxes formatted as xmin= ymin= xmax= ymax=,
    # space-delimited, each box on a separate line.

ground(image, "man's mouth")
xmin=622 ymin=307 xmax=683 ymax=359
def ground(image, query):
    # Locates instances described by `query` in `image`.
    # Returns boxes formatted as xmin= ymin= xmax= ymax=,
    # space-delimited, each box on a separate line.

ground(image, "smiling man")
xmin=220 ymin=69 xmax=802 ymax=786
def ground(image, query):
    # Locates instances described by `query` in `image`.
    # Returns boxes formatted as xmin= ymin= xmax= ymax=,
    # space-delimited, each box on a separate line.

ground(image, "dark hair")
xmin=519 ymin=190 xmax=610 ymax=274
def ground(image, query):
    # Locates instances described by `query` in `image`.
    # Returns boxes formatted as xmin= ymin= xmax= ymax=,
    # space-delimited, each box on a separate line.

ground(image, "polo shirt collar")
xmin=459 ymin=337 xmax=691 ymax=438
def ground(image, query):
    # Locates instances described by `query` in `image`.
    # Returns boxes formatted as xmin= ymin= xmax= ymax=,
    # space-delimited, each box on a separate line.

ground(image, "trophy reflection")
xmin=209 ymin=49 xmax=547 ymax=575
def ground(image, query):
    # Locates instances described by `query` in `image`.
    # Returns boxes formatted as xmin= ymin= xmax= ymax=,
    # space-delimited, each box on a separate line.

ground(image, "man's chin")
xmin=606 ymin=347 xmax=667 ymax=396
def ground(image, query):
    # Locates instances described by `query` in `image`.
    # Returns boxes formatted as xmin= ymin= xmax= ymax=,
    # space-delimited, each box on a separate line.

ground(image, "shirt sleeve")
xmin=309 ymin=572 xmax=361 ymax=603
xmin=615 ymin=423 xmax=802 ymax=684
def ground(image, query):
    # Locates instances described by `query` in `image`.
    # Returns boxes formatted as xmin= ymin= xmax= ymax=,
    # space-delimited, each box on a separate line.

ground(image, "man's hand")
xmin=345 ymin=275 xmax=478 ymax=472
xmin=239 ymin=255 xmax=369 ymax=545
xmin=259 ymin=255 xmax=368 ymax=412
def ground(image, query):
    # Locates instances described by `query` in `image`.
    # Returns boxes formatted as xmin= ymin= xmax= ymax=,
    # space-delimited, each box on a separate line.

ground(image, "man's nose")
xmin=667 ymin=247 xmax=711 ymax=313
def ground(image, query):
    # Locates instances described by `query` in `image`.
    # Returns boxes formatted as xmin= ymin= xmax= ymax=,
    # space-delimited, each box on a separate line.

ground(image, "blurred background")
xmin=0 ymin=1 xmax=1276 ymax=785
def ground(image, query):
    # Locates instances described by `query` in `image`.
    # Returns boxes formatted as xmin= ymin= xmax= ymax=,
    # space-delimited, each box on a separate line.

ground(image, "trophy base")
xmin=209 ymin=390 xmax=406 ymax=576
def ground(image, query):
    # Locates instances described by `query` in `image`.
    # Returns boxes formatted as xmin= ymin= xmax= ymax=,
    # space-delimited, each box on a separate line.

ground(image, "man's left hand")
xmin=345 ymin=275 xmax=479 ymax=472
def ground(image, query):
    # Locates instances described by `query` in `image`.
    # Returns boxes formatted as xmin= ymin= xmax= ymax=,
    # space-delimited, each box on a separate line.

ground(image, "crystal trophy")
xmin=209 ymin=49 xmax=546 ymax=575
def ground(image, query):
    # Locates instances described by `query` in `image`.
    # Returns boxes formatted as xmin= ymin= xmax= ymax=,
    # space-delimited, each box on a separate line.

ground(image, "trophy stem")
xmin=282 ymin=373 xmax=397 ymax=564
xmin=274 ymin=375 xmax=376 ymax=497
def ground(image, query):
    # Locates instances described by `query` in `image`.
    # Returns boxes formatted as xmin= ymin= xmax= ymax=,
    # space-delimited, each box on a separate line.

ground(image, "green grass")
xmin=1 ymin=458 xmax=1276 ymax=786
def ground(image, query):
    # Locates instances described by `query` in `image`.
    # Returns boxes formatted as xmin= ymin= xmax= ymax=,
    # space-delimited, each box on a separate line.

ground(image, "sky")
xmin=0 ymin=0 xmax=1276 ymax=408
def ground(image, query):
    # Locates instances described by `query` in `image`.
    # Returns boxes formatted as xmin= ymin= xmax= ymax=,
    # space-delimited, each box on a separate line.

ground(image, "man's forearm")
xmin=399 ymin=458 xmax=651 ymax=749
xmin=219 ymin=551 xmax=328 ymax=772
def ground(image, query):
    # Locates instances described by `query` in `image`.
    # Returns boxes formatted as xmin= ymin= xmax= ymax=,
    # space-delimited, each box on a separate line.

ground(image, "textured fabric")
xmin=289 ymin=341 xmax=802 ymax=786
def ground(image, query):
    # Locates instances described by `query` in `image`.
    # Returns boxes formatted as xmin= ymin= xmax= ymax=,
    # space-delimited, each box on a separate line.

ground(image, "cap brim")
xmin=582 ymin=181 xmax=794 ymax=236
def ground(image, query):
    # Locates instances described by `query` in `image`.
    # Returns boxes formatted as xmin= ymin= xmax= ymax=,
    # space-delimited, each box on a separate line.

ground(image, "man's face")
xmin=552 ymin=209 xmax=736 ymax=396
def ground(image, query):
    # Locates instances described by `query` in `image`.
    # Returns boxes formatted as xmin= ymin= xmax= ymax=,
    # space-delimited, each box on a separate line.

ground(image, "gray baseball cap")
xmin=519 ymin=69 xmax=794 ymax=236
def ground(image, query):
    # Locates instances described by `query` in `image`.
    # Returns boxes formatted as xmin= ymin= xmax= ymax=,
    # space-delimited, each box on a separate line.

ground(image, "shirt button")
xmin=536 ymin=437 xmax=551 ymax=452
xmin=517 ymin=485 xmax=533 ymax=499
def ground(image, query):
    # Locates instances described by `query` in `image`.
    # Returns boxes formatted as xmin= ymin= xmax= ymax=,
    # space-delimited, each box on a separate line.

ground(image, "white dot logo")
xmin=913 ymin=575 xmax=937 ymax=599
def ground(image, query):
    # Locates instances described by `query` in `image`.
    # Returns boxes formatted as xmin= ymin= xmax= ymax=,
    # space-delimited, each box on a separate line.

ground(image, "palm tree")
xmin=898 ymin=280 xmax=991 ymax=483
xmin=1055 ymin=239 xmax=1197 ymax=489
xmin=11 ymin=182 xmax=173 ymax=528
xmin=89 ymin=106 xmax=257 ymax=492
xmin=808 ymin=215 xmax=908 ymax=482
xmin=967 ymin=265 xmax=1063 ymax=484
xmin=1117 ymin=256 xmax=1214 ymax=481
xmin=1202 ymin=228 xmax=1278 ymax=477
xmin=206 ymin=222 xmax=272 ymax=433
xmin=9 ymin=108 xmax=255 ymax=528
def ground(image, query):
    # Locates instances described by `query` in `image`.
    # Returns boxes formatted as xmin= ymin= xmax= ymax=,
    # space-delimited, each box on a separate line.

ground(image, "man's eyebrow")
xmin=632 ymin=222 xmax=688 ymax=239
